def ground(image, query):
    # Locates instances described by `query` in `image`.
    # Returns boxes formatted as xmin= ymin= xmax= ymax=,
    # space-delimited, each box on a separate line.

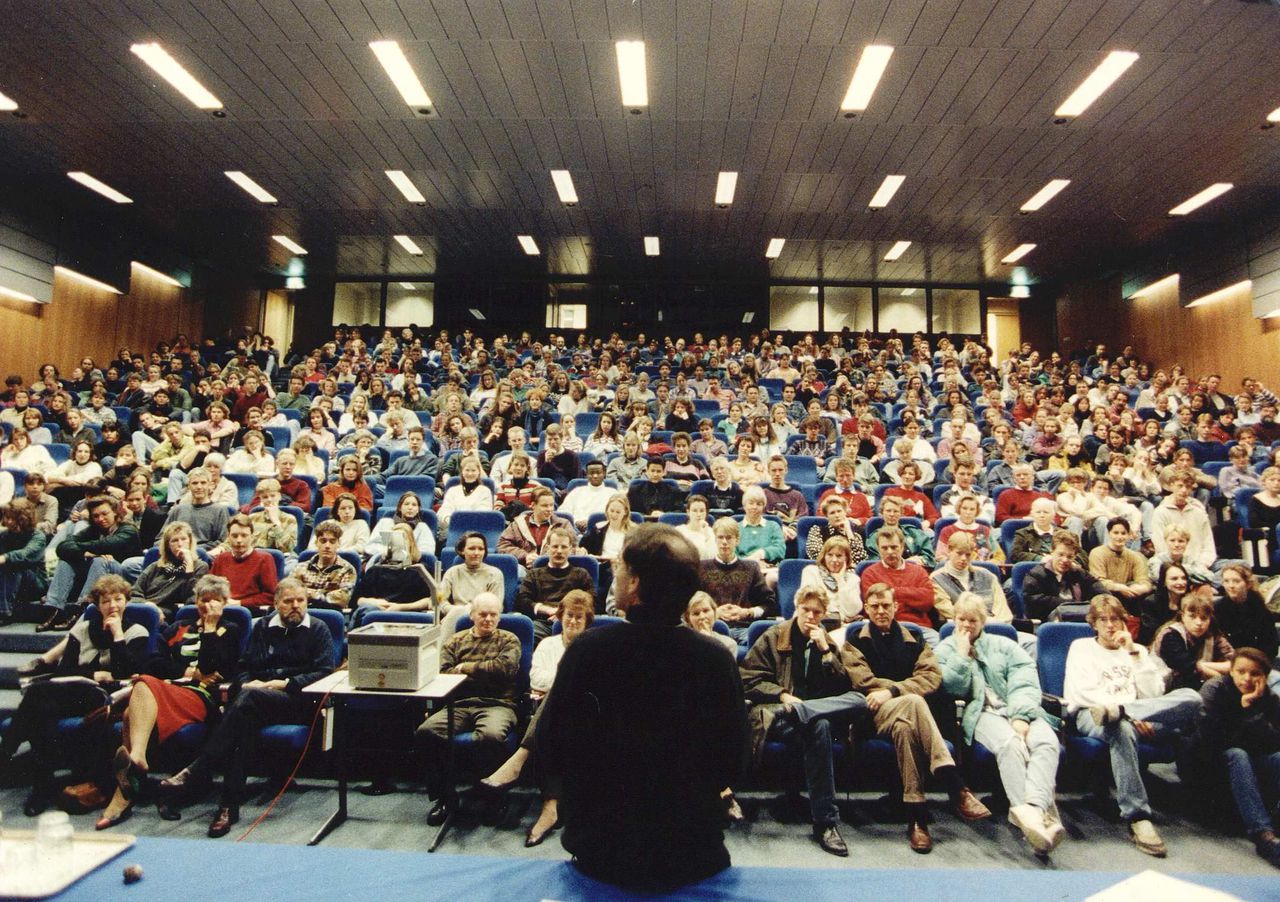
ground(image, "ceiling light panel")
xmin=130 ymin=42 xmax=222 ymax=109
xmin=55 ymin=266 xmax=122 ymax=294
xmin=132 ymin=262 xmax=183 ymax=287
xmin=393 ymin=235 xmax=423 ymax=255
xmin=224 ymin=171 xmax=277 ymax=204
xmin=840 ymin=45 xmax=894 ymax=112
xmin=1269 ymin=106 xmax=1280 ymax=123
xmin=369 ymin=40 xmax=433 ymax=110
xmin=884 ymin=241 xmax=911 ymax=261
xmin=765 ymin=238 xmax=785 ymax=258
xmin=518 ymin=235 xmax=540 ymax=255
xmin=1129 ymin=274 xmax=1179 ymax=299
xmin=1055 ymin=50 xmax=1138 ymax=117
xmin=550 ymin=170 xmax=578 ymax=204
xmin=1187 ymin=280 xmax=1251 ymax=308
xmin=868 ymin=175 xmax=905 ymax=209
xmin=385 ymin=170 xmax=426 ymax=204
xmin=644 ymin=236 xmax=660 ymax=256
xmin=272 ymin=235 xmax=307 ymax=255
xmin=67 ymin=172 xmax=132 ymax=204
xmin=0 ymin=90 xmax=17 ymax=111
xmin=715 ymin=172 xmax=738 ymax=206
xmin=615 ymin=41 xmax=648 ymax=109
xmin=1020 ymin=179 xmax=1070 ymax=212
xmin=1168 ymin=183 xmax=1233 ymax=216
xmin=1001 ymin=243 xmax=1036 ymax=264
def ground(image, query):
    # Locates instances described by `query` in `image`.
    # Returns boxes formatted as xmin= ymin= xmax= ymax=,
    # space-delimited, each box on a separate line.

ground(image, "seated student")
xmin=762 ymin=454 xmax=809 ymax=536
xmin=664 ymin=431 xmax=710 ymax=491
xmin=1089 ymin=517 xmax=1154 ymax=615
xmin=322 ymin=454 xmax=375 ymax=512
xmin=937 ymin=460 xmax=994 ymax=523
xmin=936 ymin=593 xmax=1063 ymax=855
xmin=223 ymin=428 xmax=275 ymax=478
xmin=727 ymin=434 xmax=766 ymax=485
xmin=1218 ymin=444 xmax=1262 ymax=501
xmin=676 ymin=493 xmax=717 ymax=559
xmin=366 ymin=490 xmax=435 ymax=564
xmin=739 ymin=585 xmax=866 ymax=857
xmin=1055 ymin=468 xmax=1112 ymax=540
xmin=803 ymin=493 xmax=867 ymax=563
xmin=930 ymin=533 xmax=1017 ymax=632
xmin=382 ymin=425 xmax=439 ymax=481
xmin=737 ymin=484 xmax=786 ymax=584
xmin=1063 ymin=595 xmax=1202 ymax=858
xmin=841 ymin=582 xmax=991 ymax=852
xmin=1198 ymin=647 xmax=1280 ymax=868
xmin=786 ymin=417 xmax=831 ymax=471
xmin=416 ymin=592 xmax=520 ymax=826
xmin=164 ymin=467 xmax=230 ymax=553
xmin=799 ymin=535 xmax=862 ymax=622
xmin=882 ymin=461 xmax=939 ymax=528
xmin=996 ymin=464 xmax=1054 ymax=524
xmin=349 ymin=523 xmax=437 ymax=628
xmin=129 ymin=521 xmax=209 ymax=621
xmin=935 ymin=493 xmax=999 ymax=561
xmin=578 ymin=492 xmax=634 ymax=564
xmin=1214 ymin=563 xmax=1279 ymax=663
xmin=1249 ymin=466 xmax=1280 ymax=533
xmin=700 ymin=456 xmax=744 ymax=514
xmin=40 ymin=495 xmax=142 ymax=632
xmin=556 ymin=460 xmax=613 ymax=531
xmin=433 ymin=531 xmax=505 ymax=637
xmin=45 ymin=439 xmax=103 ymax=519
xmin=515 ymin=526 xmax=595 ymax=642
xmin=0 ymin=499 xmax=49 ymax=623
xmin=437 ymin=453 xmax=494 ymax=532
xmin=690 ymin=418 xmax=728 ymax=460
xmin=882 ymin=438 xmax=936 ymax=488
xmin=860 ymin=527 xmax=946 ymax=646
xmin=536 ymin=423 xmax=580 ymax=494
xmin=699 ymin=517 xmax=777 ymax=643
xmin=1022 ymin=532 xmax=1105 ymax=622
xmin=209 ymin=514 xmax=278 ymax=611
xmin=489 ymin=427 xmax=539 ymax=485
xmin=1151 ymin=594 xmax=1233 ymax=691
xmin=628 ymin=455 xmax=685 ymax=518
xmin=160 ymin=578 xmax=335 ymax=837
xmin=0 ymin=574 xmax=150 ymax=816
xmin=497 ymin=487 xmax=575 ymax=569
xmin=292 ymin=520 xmax=357 ymax=610
xmin=494 ymin=450 xmax=540 ymax=514
xmin=1010 ymin=498 xmax=1067 ymax=564
xmin=817 ymin=458 xmax=874 ymax=524
xmin=866 ymin=495 xmax=935 ymax=568
xmin=22 ymin=471 xmax=57 ymax=536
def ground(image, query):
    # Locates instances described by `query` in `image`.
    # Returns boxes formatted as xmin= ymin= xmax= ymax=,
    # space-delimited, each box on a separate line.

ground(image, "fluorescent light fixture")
xmin=615 ymin=40 xmax=648 ymax=108
xmin=550 ymin=170 xmax=578 ymax=205
xmin=1001 ymin=243 xmax=1036 ymax=264
xmin=224 ymin=171 xmax=277 ymax=204
xmin=1020 ymin=179 xmax=1070 ymax=212
xmin=1010 ymin=285 xmax=1031 ymax=299
xmin=742 ymin=312 xmax=755 ymax=324
xmin=385 ymin=170 xmax=426 ymax=204
xmin=644 ymin=236 xmax=660 ymax=256
xmin=399 ymin=282 xmax=416 ymax=290
xmin=868 ymin=174 xmax=905 ymax=209
xmin=715 ymin=171 xmax=738 ymax=206
xmin=0 ymin=91 xmax=17 ymax=111
xmin=272 ymin=235 xmax=307 ymax=255
xmin=1168 ymin=182 xmax=1233 ymax=216
xmin=765 ymin=238 xmax=786 ymax=258
xmin=1186 ymin=280 xmax=1251 ymax=308
xmin=884 ymin=240 xmax=911 ymax=261
xmin=840 ymin=45 xmax=894 ymax=112
xmin=369 ymin=40 xmax=433 ymax=109
xmin=130 ymin=42 xmax=222 ymax=109
xmin=393 ymin=235 xmax=424 ymax=255
xmin=132 ymin=262 xmax=182 ymax=288
xmin=0 ymin=285 xmax=38 ymax=303
xmin=1054 ymin=50 xmax=1138 ymax=117
xmin=67 ymin=171 xmax=132 ymax=204
xmin=55 ymin=266 xmax=121 ymax=294
xmin=285 ymin=276 xmax=305 ymax=290
xmin=808 ymin=286 xmax=819 ymax=294
xmin=1270 ymin=106 xmax=1280 ymax=123
xmin=900 ymin=288 xmax=918 ymax=296
xmin=517 ymin=235 xmax=540 ymax=255
xmin=1129 ymin=273 xmax=1179 ymax=299
xmin=468 ymin=308 xmax=486 ymax=320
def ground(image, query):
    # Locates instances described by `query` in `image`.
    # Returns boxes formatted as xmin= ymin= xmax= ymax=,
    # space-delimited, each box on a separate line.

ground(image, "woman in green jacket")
xmin=936 ymin=593 xmax=1063 ymax=856
xmin=0 ymin=498 xmax=49 ymax=622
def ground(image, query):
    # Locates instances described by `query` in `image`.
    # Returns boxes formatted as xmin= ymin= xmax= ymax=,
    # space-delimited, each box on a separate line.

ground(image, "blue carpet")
xmin=55 ymin=837 xmax=1280 ymax=901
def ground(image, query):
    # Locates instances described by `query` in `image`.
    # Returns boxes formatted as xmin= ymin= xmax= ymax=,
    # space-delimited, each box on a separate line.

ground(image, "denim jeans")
xmin=1222 ymin=747 xmax=1280 ymax=836
xmin=767 ymin=691 xmax=866 ymax=827
xmin=973 ymin=713 xmax=1059 ymax=811
xmin=46 ymin=556 xmax=126 ymax=608
xmin=1074 ymin=689 xmax=1200 ymax=820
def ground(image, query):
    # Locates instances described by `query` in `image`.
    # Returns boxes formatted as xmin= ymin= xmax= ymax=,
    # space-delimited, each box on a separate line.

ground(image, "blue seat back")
xmin=313 ymin=505 xmax=374 ymax=529
xmin=226 ymin=472 xmax=259 ymax=507
xmin=1036 ymin=622 xmax=1093 ymax=697
xmin=142 ymin=546 xmax=214 ymax=569
xmin=1234 ymin=487 xmax=1260 ymax=527
xmin=1008 ymin=560 xmax=1039 ymax=618
xmin=309 ymin=608 xmax=347 ymax=665
xmin=776 ymin=559 xmax=808 ymax=619
xmin=83 ymin=603 xmax=163 ymax=655
xmin=782 ymin=455 xmax=819 ymax=485
xmin=999 ymin=518 xmax=1031 ymax=559
xmin=795 ymin=516 xmax=825 ymax=558
xmin=746 ymin=618 xmax=777 ymax=650
xmin=938 ymin=621 xmax=1019 ymax=642
xmin=384 ymin=475 xmax=436 ymax=509
xmin=446 ymin=510 xmax=507 ymax=550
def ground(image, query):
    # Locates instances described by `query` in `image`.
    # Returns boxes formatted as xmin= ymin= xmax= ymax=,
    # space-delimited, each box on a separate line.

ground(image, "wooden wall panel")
xmin=0 ymin=263 xmax=204 ymax=379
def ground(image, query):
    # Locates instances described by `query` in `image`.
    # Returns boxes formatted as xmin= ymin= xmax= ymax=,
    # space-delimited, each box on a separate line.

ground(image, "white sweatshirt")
xmin=1062 ymin=636 xmax=1167 ymax=711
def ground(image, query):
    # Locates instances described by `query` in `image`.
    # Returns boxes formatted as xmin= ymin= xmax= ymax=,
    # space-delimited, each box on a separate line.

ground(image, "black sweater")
xmin=239 ymin=615 xmax=335 ymax=694
xmin=1199 ymin=674 xmax=1280 ymax=757
xmin=1215 ymin=593 xmax=1278 ymax=660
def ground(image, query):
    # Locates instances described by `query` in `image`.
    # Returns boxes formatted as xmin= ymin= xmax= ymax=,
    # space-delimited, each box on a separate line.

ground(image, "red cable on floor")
xmin=236 ymin=689 xmax=332 ymax=842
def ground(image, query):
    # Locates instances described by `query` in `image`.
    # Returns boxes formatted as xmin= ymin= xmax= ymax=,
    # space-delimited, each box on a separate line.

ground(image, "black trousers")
xmin=1 ymin=679 xmax=109 ymax=793
xmin=200 ymin=686 xmax=310 ymax=809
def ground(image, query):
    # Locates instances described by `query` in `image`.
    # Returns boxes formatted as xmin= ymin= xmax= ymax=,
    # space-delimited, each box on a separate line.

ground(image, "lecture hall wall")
xmin=0 ymin=263 xmax=204 ymax=379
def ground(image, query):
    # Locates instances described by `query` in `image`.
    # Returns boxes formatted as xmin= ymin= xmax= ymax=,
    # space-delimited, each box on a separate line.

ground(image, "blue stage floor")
xmin=53 ymin=837 xmax=1280 ymax=902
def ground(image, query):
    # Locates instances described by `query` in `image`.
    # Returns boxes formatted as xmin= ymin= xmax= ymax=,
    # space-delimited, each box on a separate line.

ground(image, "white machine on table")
xmin=346 ymin=622 xmax=440 ymax=691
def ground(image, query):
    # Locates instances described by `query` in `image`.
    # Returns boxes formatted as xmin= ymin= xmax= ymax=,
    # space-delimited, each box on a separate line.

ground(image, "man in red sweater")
xmin=859 ymin=527 xmax=946 ymax=645
xmin=994 ymin=463 xmax=1052 ymax=524
xmin=817 ymin=459 xmax=873 ymax=527
xmin=211 ymin=515 xmax=279 ymax=610
xmin=242 ymin=449 xmax=313 ymax=514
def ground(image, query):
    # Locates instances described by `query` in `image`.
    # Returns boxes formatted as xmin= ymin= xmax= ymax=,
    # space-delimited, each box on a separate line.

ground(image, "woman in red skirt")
xmin=97 ymin=574 xmax=242 ymax=829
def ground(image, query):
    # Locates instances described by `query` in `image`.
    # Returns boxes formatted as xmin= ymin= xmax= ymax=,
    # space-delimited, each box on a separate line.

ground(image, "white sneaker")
xmin=1129 ymin=819 xmax=1167 ymax=857
xmin=1009 ymin=804 xmax=1055 ymax=854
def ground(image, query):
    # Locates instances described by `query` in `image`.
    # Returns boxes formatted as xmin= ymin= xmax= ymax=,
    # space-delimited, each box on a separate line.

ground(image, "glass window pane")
xmin=769 ymin=286 xmax=818 ymax=331
xmin=878 ymin=291 xmax=926 ymax=333
xmin=386 ymin=283 xmax=434 ymax=329
xmin=333 ymin=282 xmax=381 ymax=326
xmin=823 ymin=286 xmax=872 ymax=332
xmin=931 ymin=288 xmax=981 ymax=334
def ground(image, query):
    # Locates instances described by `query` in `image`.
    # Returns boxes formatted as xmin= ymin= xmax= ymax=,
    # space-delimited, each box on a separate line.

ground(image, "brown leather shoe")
xmin=952 ymin=788 xmax=992 ymax=822
xmin=909 ymin=821 xmax=933 ymax=853
xmin=207 ymin=806 xmax=238 ymax=838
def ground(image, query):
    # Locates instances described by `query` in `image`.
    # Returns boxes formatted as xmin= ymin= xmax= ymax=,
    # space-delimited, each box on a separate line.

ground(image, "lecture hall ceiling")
xmin=0 ymin=0 xmax=1278 ymax=285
